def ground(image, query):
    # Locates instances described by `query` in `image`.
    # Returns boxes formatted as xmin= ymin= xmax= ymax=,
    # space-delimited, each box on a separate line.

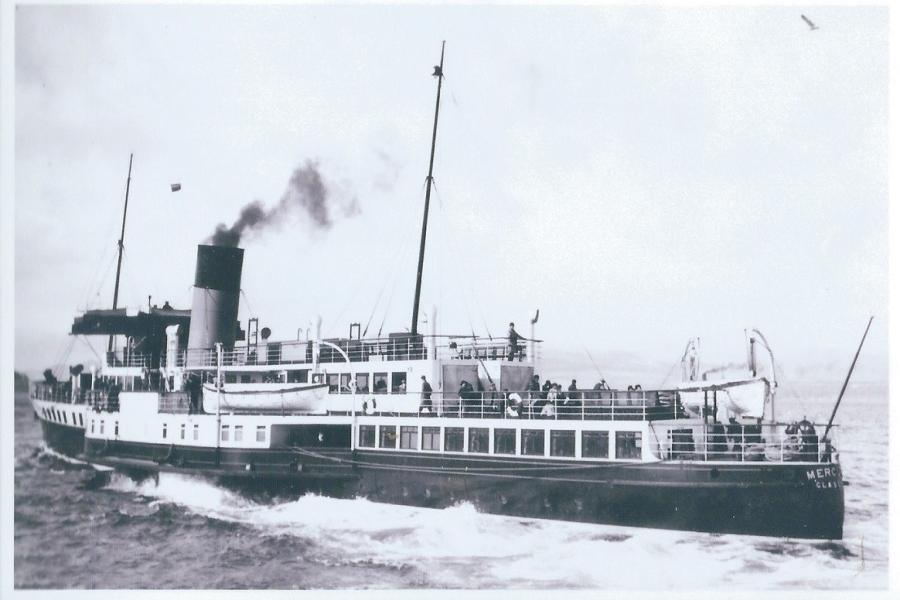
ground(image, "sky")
xmin=10 ymin=4 xmax=889 ymax=386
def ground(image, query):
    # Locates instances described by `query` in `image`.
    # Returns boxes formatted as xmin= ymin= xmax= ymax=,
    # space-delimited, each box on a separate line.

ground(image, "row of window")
xmin=358 ymin=425 xmax=643 ymax=459
xmin=42 ymin=406 xmax=83 ymax=427
xmin=220 ymin=424 xmax=267 ymax=443
xmin=222 ymin=370 xmax=413 ymax=394
xmin=89 ymin=418 xmax=118 ymax=436
xmin=326 ymin=372 xmax=407 ymax=394
xmin=155 ymin=423 xmax=268 ymax=443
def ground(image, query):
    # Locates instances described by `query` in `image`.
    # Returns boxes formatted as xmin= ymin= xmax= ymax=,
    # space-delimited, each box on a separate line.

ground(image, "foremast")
xmin=410 ymin=42 xmax=445 ymax=336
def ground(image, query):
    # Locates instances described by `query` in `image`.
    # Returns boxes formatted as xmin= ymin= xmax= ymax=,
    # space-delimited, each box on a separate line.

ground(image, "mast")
xmin=410 ymin=42 xmax=445 ymax=336
xmin=108 ymin=153 xmax=134 ymax=353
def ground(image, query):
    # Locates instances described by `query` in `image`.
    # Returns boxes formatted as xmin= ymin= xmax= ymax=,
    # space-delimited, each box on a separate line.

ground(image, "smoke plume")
xmin=208 ymin=160 xmax=358 ymax=247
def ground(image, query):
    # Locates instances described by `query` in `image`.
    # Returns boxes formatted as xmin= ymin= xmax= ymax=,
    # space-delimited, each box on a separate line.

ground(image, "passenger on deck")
xmin=507 ymin=323 xmax=526 ymax=361
xmin=419 ymin=376 xmax=433 ymax=414
xmin=506 ymin=392 xmax=522 ymax=418
xmin=568 ymin=379 xmax=579 ymax=399
xmin=542 ymin=379 xmax=552 ymax=399
xmin=525 ymin=374 xmax=541 ymax=400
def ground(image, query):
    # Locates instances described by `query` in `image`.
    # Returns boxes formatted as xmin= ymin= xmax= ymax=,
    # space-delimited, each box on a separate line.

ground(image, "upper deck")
xmin=102 ymin=334 xmax=538 ymax=371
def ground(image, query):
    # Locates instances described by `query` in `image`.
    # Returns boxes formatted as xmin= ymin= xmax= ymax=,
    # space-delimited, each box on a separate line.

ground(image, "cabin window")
xmin=221 ymin=425 xmax=230 ymax=442
xmin=256 ymin=425 xmax=266 ymax=442
xmin=582 ymin=431 xmax=609 ymax=458
xmin=468 ymin=428 xmax=489 ymax=453
xmin=72 ymin=412 xmax=76 ymax=424
xmin=62 ymin=412 xmax=67 ymax=424
xmin=550 ymin=430 xmax=576 ymax=457
xmin=616 ymin=432 xmax=642 ymax=459
xmin=359 ymin=425 xmax=376 ymax=447
xmin=355 ymin=373 xmax=370 ymax=393
xmin=193 ymin=424 xmax=199 ymax=441
xmin=288 ymin=370 xmax=309 ymax=383
xmin=225 ymin=373 xmax=237 ymax=384
xmin=340 ymin=373 xmax=352 ymax=394
xmin=327 ymin=374 xmax=340 ymax=393
xmin=379 ymin=425 xmax=398 ymax=449
xmin=399 ymin=426 xmax=418 ymax=450
xmin=391 ymin=372 xmax=407 ymax=394
xmin=373 ymin=373 xmax=388 ymax=394
xmin=494 ymin=428 xmax=516 ymax=454
xmin=233 ymin=425 xmax=242 ymax=442
xmin=91 ymin=420 xmax=95 ymax=434
xmin=162 ymin=423 xmax=167 ymax=439
xmin=180 ymin=424 xmax=186 ymax=440
xmin=521 ymin=429 xmax=545 ymax=456
xmin=114 ymin=422 xmax=119 ymax=437
xmin=78 ymin=413 xmax=84 ymax=427
xmin=100 ymin=420 xmax=105 ymax=435
xmin=422 ymin=427 xmax=440 ymax=451
xmin=444 ymin=427 xmax=464 ymax=452
xmin=240 ymin=374 xmax=252 ymax=384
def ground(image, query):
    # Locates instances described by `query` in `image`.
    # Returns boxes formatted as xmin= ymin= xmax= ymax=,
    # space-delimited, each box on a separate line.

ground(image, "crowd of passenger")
xmin=416 ymin=373 xmax=662 ymax=419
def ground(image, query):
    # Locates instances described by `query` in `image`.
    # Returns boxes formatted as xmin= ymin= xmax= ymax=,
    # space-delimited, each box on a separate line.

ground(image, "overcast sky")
xmin=12 ymin=4 xmax=888 ymax=385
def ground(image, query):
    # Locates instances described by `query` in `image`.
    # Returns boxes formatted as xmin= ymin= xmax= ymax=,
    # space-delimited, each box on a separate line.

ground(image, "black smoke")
xmin=208 ymin=160 xmax=358 ymax=247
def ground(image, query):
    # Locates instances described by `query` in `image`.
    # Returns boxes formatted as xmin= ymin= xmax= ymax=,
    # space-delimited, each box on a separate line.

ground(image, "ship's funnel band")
xmin=194 ymin=244 xmax=244 ymax=292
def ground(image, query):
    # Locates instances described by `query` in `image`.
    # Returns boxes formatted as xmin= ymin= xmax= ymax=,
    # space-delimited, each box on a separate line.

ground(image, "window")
xmin=327 ymin=374 xmax=340 ymax=393
xmin=422 ymin=427 xmax=440 ymax=451
xmin=494 ymin=428 xmax=516 ymax=454
xmin=100 ymin=420 xmax=105 ymax=435
xmin=444 ymin=427 xmax=464 ymax=452
xmin=114 ymin=422 xmax=119 ymax=437
xmin=225 ymin=373 xmax=237 ymax=384
xmin=373 ymin=372 xmax=388 ymax=394
xmin=91 ymin=420 xmax=95 ymax=434
xmin=550 ymin=430 xmax=576 ymax=457
xmin=340 ymin=373 xmax=352 ymax=394
xmin=221 ymin=424 xmax=230 ymax=442
xmin=391 ymin=372 xmax=407 ymax=394
xmin=62 ymin=412 xmax=67 ymax=424
xmin=521 ymin=429 xmax=545 ymax=456
xmin=180 ymin=424 xmax=186 ymax=440
xmin=468 ymin=428 xmax=489 ymax=453
xmin=193 ymin=424 xmax=199 ymax=441
xmin=78 ymin=413 xmax=84 ymax=427
xmin=616 ymin=431 xmax=642 ymax=459
xmin=72 ymin=412 xmax=76 ymax=424
xmin=288 ymin=370 xmax=309 ymax=383
xmin=162 ymin=423 xmax=167 ymax=439
xmin=359 ymin=425 xmax=376 ymax=447
xmin=400 ymin=426 xmax=418 ymax=449
xmin=240 ymin=374 xmax=252 ymax=384
xmin=256 ymin=425 xmax=266 ymax=442
xmin=379 ymin=425 xmax=397 ymax=448
xmin=356 ymin=373 xmax=370 ymax=394
xmin=582 ymin=431 xmax=609 ymax=458
xmin=235 ymin=425 xmax=243 ymax=442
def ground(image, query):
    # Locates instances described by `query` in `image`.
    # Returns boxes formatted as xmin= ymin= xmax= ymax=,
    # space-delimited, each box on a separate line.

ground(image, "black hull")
xmin=84 ymin=438 xmax=845 ymax=540
xmin=39 ymin=419 xmax=86 ymax=459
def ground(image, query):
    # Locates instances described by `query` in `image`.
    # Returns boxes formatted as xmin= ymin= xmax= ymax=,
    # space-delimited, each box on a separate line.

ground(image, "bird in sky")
xmin=801 ymin=15 xmax=819 ymax=31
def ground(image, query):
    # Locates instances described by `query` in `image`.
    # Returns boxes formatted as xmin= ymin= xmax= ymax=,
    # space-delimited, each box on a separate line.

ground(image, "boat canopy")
xmin=71 ymin=307 xmax=191 ymax=337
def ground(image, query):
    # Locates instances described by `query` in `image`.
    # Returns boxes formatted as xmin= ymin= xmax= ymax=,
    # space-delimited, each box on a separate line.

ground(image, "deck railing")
xmin=658 ymin=422 xmax=839 ymax=464
xmin=357 ymin=389 xmax=688 ymax=422
xmin=170 ymin=336 xmax=539 ymax=368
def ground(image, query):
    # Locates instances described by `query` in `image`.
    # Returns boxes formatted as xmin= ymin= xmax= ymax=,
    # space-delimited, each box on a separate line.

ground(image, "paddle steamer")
xmin=30 ymin=44 xmax=846 ymax=539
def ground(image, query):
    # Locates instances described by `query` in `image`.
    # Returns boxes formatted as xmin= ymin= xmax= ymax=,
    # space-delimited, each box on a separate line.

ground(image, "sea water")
xmin=13 ymin=383 xmax=887 ymax=589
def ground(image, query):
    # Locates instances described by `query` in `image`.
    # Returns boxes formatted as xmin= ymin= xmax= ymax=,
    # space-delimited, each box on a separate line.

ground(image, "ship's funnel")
xmin=187 ymin=244 xmax=244 ymax=356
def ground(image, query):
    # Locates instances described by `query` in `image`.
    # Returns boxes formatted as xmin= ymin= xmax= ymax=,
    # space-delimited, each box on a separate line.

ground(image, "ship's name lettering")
xmin=806 ymin=467 xmax=839 ymax=489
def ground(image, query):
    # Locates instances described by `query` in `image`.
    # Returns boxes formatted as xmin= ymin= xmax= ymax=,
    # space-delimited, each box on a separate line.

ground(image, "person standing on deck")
xmin=507 ymin=322 xmax=529 ymax=362
xmin=419 ymin=375 xmax=433 ymax=413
